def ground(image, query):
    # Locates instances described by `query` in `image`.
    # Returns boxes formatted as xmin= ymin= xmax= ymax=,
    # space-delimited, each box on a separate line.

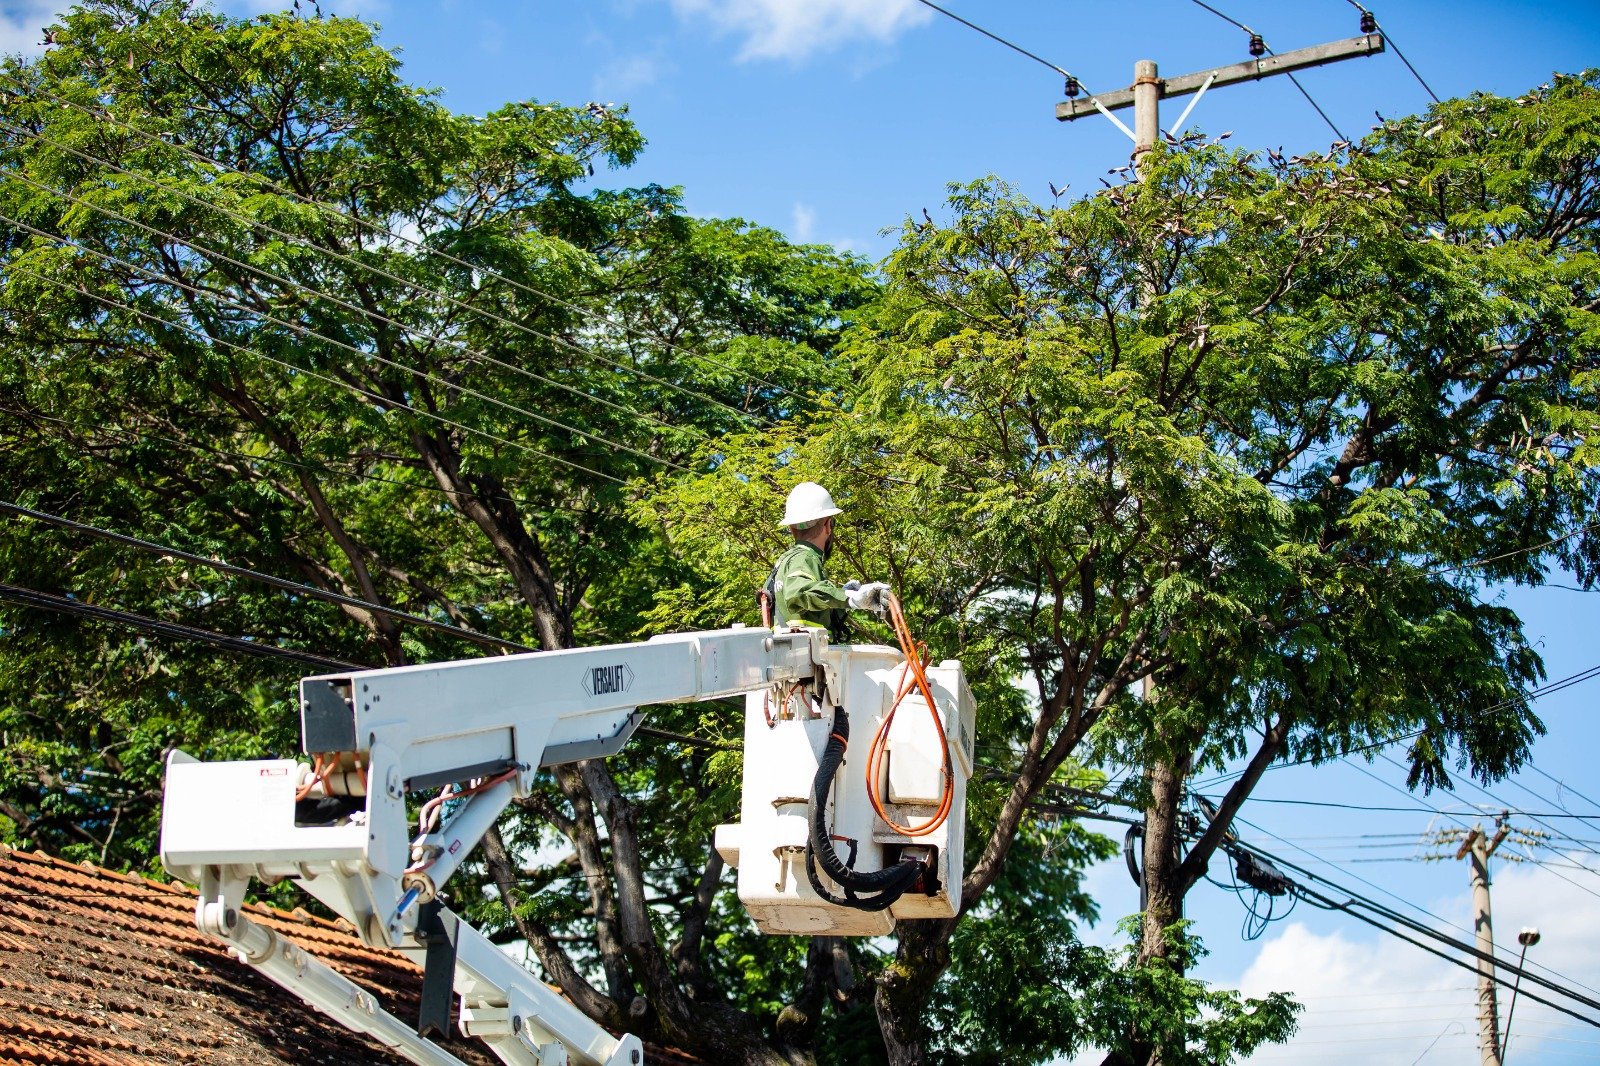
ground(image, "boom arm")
xmin=160 ymin=620 xmax=974 ymax=1065
xmin=162 ymin=624 xmax=822 ymax=1066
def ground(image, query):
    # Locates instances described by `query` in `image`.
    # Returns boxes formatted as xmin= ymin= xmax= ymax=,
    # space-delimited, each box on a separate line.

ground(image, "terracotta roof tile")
xmin=0 ymin=847 xmax=703 ymax=1065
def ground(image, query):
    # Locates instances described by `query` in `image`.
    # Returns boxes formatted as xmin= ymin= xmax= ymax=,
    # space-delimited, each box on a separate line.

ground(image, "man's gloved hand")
xmin=847 ymin=581 xmax=891 ymax=616
xmin=843 ymin=580 xmax=861 ymax=593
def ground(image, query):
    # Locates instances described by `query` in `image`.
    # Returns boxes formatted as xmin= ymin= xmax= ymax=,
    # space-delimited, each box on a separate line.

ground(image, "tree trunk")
xmin=1139 ymin=757 xmax=1186 ymax=965
xmin=874 ymin=920 xmax=954 ymax=1065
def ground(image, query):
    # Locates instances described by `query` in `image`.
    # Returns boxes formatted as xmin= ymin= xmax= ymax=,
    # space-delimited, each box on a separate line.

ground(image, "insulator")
xmin=1248 ymin=33 xmax=1266 ymax=58
xmin=1360 ymin=10 xmax=1377 ymax=34
xmin=1064 ymin=76 xmax=1080 ymax=98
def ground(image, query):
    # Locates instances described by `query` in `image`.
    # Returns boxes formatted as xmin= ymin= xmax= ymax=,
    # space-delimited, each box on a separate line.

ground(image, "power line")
xmin=1346 ymin=757 xmax=1600 ymax=905
xmin=1230 ymin=816 xmax=1600 ymax=1017
xmin=1241 ymin=796 xmax=1455 ymax=814
xmin=0 ymin=73 xmax=807 ymax=419
xmin=1337 ymin=0 xmax=1440 ymax=103
xmin=0 ymin=403 xmax=557 ymax=514
xmin=1186 ymin=0 xmax=1348 ymax=142
xmin=2 ymin=228 xmax=629 ymax=486
xmin=0 ymin=499 xmax=533 ymax=654
xmin=0 ymin=580 xmax=732 ymax=752
xmin=1529 ymin=764 xmax=1600 ymax=821
xmin=1285 ymin=879 xmax=1600 ymax=1028
xmin=910 ymin=0 xmax=1087 ymax=87
xmin=0 ymin=118 xmax=737 ymax=447
xmin=0 ymin=580 xmax=357 ymax=672
xmin=0 ymin=169 xmax=691 ymax=475
xmin=1241 ymin=795 xmax=1600 ymax=819
xmin=1433 ymin=519 xmax=1600 ymax=575
xmin=1380 ymin=750 xmax=1600 ymax=866
xmin=1193 ymin=661 xmax=1600 ymax=790
xmin=1474 ymin=769 xmax=1600 ymax=843
xmin=1227 ymin=810 xmax=1600 ymax=1001
xmin=1187 ymin=0 xmax=1249 ymax=34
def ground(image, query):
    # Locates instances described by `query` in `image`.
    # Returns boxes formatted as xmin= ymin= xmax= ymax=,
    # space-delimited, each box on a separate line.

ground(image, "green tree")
xmin=648 ymin=75 xmax=1599 ymax=1063
xmin=0 ymin=2 xmax=877 ymax=1062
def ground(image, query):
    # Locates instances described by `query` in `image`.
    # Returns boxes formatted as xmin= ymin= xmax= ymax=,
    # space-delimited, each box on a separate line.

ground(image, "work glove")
xmin=847 ymin=581 xmax=891 ymax=616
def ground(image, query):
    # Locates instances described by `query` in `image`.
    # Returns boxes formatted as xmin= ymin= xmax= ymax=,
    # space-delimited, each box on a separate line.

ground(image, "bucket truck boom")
xmin=160 ymin=622 xmax=974 ymax=1065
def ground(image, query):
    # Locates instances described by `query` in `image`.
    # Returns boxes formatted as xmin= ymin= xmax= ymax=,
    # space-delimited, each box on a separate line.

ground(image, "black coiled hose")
xmin=806 ymin=706 xmax=926 ymax=911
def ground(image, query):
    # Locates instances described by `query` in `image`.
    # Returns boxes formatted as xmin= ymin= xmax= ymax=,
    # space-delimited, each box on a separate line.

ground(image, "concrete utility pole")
xmin=1424 ymin=820 xmax=1547 ymax=1066
xmin=1455 ymin=822 xmax=1512 ymax=1066
xmin=1057 ymin=32 xmax=1387 ymax=162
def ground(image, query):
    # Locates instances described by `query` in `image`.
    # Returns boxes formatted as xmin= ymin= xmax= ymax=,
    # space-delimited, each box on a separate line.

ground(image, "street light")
xmin=1502 ymin=926 xmax=1542 ymax=1061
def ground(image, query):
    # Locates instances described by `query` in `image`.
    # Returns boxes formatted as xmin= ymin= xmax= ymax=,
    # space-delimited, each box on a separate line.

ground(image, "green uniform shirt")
xmin=769 ymin=542 xmax=850 ymax=632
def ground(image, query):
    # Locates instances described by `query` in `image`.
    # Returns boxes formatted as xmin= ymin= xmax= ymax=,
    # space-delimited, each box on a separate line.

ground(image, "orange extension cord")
xmin=864 ymin=593 xmax=954 ymax=837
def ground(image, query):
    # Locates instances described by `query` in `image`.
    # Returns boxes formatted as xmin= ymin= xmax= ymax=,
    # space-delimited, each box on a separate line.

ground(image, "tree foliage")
xmin=2 ymin=2 xmax=1597 ymax=1062
xmin=649 ymin=74 xmax=1599 ymax=1062
xmin=0 ymin=2 xmax=877 ymax=1061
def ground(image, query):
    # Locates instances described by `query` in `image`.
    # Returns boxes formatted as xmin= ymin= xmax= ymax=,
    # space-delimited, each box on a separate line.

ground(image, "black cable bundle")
xmin=806 ymin=707 xmax=926 ymax=911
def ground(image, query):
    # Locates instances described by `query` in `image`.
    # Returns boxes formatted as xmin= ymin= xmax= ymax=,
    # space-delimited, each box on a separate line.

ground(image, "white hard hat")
xmin=778 ymin=481 xmax=843 ymax=528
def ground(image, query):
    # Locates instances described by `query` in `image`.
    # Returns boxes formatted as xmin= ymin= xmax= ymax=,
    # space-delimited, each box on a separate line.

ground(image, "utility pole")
xmin=1057 ymin=31 xmax=1387 ymax=162
xmin=1426 ymin=819 xmax=1542 ymax=1066
xmin=1460 ymin=821 xmax=1510 ymax=1066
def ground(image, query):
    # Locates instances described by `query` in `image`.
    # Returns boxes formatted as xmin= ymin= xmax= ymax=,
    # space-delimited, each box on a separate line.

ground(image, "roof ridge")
xmin=0 ymin=845 xmax=355 ymax=934
xmin=0 ymin=845 xmax=187 ymax=892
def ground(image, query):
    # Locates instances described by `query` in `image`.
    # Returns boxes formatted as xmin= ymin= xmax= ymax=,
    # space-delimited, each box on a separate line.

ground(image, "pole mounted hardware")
xmin=1055 ymin=33 xmax=1386 ymax=151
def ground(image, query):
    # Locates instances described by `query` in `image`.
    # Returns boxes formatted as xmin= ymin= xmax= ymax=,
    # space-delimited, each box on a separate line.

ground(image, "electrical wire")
xmin=1229 ymin=811 xmax=1600 ymax=1001
xmin=1230 ymin=826 xmax=1600 ymax=1022
xmin=1433 ymin=519 xmax=1600 ymax=575
xmin=1193 ymin=661 xmax=1600 ymax=790
xmin=0 ymin=578 xmax=735 ymax=752
xmin=1239 ymin=795 xmax=1600 ymax=819
xmin=0 ymin=402 xmax=565 ymax=513
xmin=1187 ymin=0 xmax=1250 ymax=34
xmin=1529 ymin=764 xmax=1600 ymax=822
xmin=0 ymin=499 xmax=533 ymax=654
xmin=2 ymin=238 xmax=629 ymax=487
xmin=1497 ymin=772 xmax=1600 ymax=840
xmin=1288 ymin=886 xmax=1600 ymax=1028
xmin=0 ymin=170 xmax=690 ymax=475
xmin=0 ymin=73 xmax=807 ymax=419
xmin=1207 ymin=854 xmax=1297 ymax=940
xmin=910 ymin=0 xmax=1087 ymax=88
xmin=1344 ymin=761 xmax=1600 ymax=912
xmin=1337 ymin=0 xmax=1440 ymax=103
xmin=1185 ymin=0 xmax=1349 ymax=142
xmin=1374 ymin=750 xmax=1600 ymax=872
xmin=1351 ymin=756 xmax=1600 ymax=900
xmin=0 ymin=119 xmax=734 ymax=447
xmin=864 ymin=593 xmax=955 ymax=836
xmin=0 ymin=580 xmax=358 ymax=672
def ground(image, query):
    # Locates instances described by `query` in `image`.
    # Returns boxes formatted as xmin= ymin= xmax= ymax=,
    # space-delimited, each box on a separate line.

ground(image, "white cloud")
xmin=666 ymin=0 xmax=931 ymax=63
xmin=1235 ymin=922 xmax=1473 ymax=1064
xmin=790 ymin=202 xmax=816 ymax=242
xmin=0 ymin=1 xmax=62 ymax=58
xmin=593 ymin=52 xmax=666 ymax=98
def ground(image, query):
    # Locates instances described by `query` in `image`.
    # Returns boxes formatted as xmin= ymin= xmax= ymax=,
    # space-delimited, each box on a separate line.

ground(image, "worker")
xmin=765 ymin=482 xmax=890 ymax=641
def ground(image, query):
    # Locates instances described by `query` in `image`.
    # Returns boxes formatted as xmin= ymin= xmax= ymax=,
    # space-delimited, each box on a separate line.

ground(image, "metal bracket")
xmin=1166 ymin=73 xmax=1216 ymax=139
xmin=1090 ymin=95 xmax=1138 ymax=143
xmin=416 ymin=901 xmax=460 ymax=1039
xmin=538 ymin=710 xmax=641 ymax=766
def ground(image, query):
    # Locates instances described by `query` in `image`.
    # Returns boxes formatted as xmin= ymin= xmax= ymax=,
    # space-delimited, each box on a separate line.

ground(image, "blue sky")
xmin=4 ymin=1 xmax=1597 ymax=1061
